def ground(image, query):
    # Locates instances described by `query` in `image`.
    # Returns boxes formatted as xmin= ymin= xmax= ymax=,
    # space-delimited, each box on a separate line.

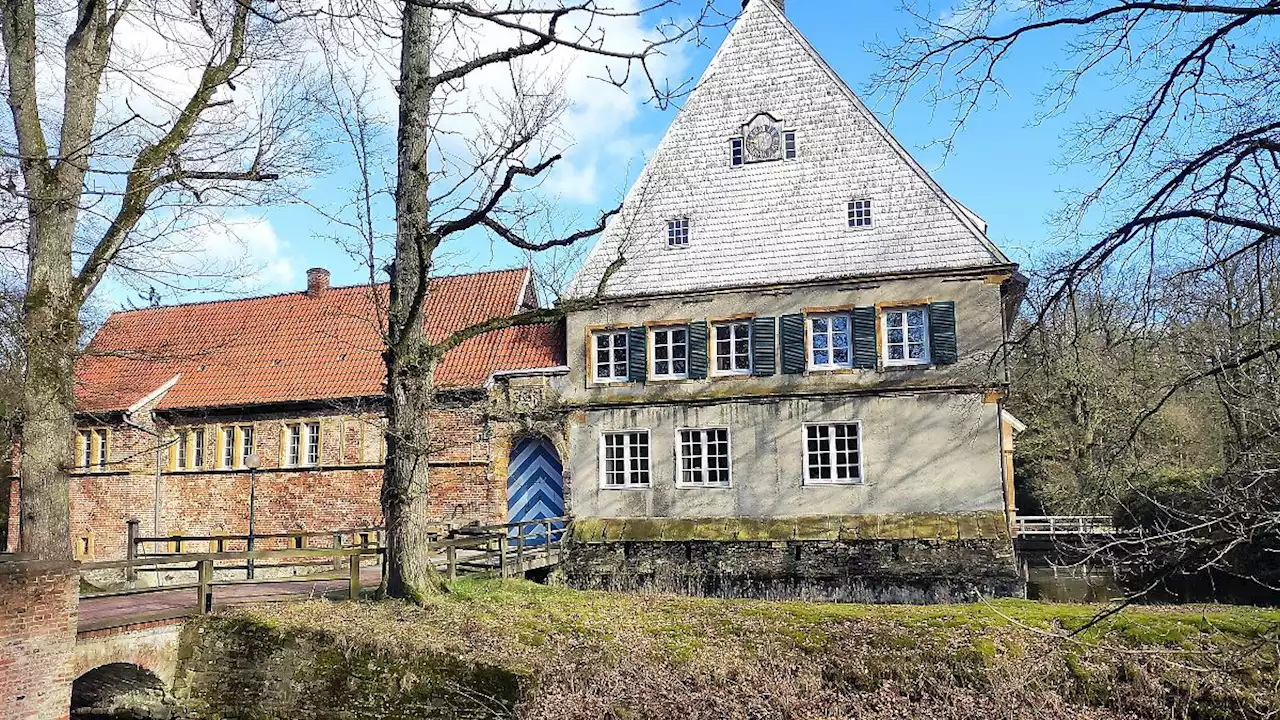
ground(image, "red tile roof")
xmin=74 ymin=268 xmax=565 ymax=414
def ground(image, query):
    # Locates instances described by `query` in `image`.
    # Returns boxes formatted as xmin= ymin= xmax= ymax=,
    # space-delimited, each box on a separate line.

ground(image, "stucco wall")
xmin=561 ymin=272 xmax=1010 ymax=405
xmin=568 ymin=392 xmax=1003 ymax=518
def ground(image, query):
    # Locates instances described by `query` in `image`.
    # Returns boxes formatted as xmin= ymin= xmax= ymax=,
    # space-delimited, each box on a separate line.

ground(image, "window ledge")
xmin=600 ymin=485 xmax=652 ymax=491
xmin=802 ymin=482 xmax=867 ymax=488
xmin=675 ymin=484 xmax=733 ymax=490
xmin=880 ymin=363 xmax=936 ymax=373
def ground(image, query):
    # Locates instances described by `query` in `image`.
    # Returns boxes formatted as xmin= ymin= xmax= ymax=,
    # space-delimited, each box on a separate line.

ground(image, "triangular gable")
xmin=568 ymin=0 xmax=1010 ymax=299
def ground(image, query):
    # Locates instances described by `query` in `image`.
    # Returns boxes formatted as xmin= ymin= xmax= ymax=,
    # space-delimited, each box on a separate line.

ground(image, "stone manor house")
xmin=6 ymin=0 xmax=1027 ymax=598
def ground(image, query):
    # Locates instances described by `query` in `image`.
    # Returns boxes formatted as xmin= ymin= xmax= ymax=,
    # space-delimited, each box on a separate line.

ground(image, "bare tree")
xmin=873 ymin=0 xmax=1280 ymax=595
xmin=0 ymin=0 xmax=319 ymax=558
xmin=307 ymin=0 xmax=729 ymax=600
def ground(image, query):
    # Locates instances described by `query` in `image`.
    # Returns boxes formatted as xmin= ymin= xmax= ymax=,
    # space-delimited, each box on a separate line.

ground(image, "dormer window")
xmin=667 ymin=218 xmax=689 ymax=247
xmin=848 ymin=199 xmax=873 ymax=228
xmin=783 ymin=131 xmax=797 ymax=160
xmin=730 ymin=137 xmax=744 ymax=166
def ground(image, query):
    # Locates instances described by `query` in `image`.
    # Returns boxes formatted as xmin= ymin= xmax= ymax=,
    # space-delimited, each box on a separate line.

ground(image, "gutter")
xmin=485 ymin=365 xmax=570 ymax=389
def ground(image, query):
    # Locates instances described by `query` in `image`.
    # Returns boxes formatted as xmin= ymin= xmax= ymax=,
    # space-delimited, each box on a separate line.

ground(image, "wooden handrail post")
xmin=515 ymin=523 xmax=525 ymax=572
xmin=125 ymin=519 xmax=140 ymax=584
xmin=545 ymin=518 xmax=555 ymax=562
xmin=497 ymin=534 xmax=508 ymax=578
xmin=446 ymin=543 xmax=457 ymax=582
xmin=197 ymin=559 xmax=213 ymax=614
xmin=332 ymin=532 xmax=343 ymax=571
xmin=349 ymin=550 xmax=362 ymax=600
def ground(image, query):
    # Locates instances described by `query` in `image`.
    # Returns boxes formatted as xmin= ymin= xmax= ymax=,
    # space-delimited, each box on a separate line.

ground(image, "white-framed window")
xmin=803 ymin=422 xmax=863 ymax=485
xmin=808 ymin=312 xmax=851 ymax=370
xmin=241 ymin=425 xmax=255 ymax=465
xmin=677 ymin=427 xmax=731 ymax=487
xmin=175 ymin=431 xmax=188 ymax=469
xmin=712 ymin=321 xmax=752 ymax=375
xmin=783 ymin=130 xmax=797 ymax=160
xmin=192 ymin=428 xmax=205 ymax=469
xmin=286 ymin=424 xmax=302 ymax=466
xmin=221 ymin=427 xmax=236 ymax=468
xmin=220 ymin=425 xmax=255 ymax=468
xmin=78 ymin=430 xmax=92 ymax=469
xmin=650 ymin=326 xmax=688 ymax=379
xmin=882 ymin=306 xmax=930 ymax=366
xmin=286 ymin=421 xmax=321 ymax=467
xmin=77 ymin=428 xmax=109 ymax=470
xmin=592 ymin=329 xmax=629 ymax=383
xmin=667 ymin=218 xmax=689 ymax=247
xmin=848 ymin=198 xmax=873 ymax=228
xmin=306 ymin=421 xmax=320 ymax=465
xmin=730 ymin=137 xmax=744 ymax=166
xmin=600 ymin=430 xmax=651 ymax=488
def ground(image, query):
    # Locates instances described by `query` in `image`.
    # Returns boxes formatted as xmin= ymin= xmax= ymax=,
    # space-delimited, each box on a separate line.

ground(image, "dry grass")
xmin=218 ymin=580 xmax=1280 ymax=720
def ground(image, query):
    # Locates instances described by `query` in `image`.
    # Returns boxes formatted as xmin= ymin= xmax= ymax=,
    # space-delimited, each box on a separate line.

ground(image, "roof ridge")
xmin=107 ymin=266 xmax=531 ymax=317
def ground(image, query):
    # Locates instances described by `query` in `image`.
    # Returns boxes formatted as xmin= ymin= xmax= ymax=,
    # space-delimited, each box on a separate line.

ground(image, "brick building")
xmin=5 ymin=267 xmax=565 ymax=560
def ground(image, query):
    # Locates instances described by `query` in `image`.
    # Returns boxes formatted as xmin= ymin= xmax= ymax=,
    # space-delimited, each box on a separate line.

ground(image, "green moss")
xmin=567 ymin=513 xmax=1010 ymax=543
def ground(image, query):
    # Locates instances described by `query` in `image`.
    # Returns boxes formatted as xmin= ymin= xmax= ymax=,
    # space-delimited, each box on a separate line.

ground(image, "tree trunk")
xmin=18 ymin=208 xmax=81 ymax=560
xmin=381 ymin=0 xmax=442 ymax=601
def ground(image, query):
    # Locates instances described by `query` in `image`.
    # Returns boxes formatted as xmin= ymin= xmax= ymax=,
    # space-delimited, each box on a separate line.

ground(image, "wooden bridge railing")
xmin=1013 ymin=515 xmax=1124 ymax=536
xmin=79 ymin=517 xmax=572 ymax=630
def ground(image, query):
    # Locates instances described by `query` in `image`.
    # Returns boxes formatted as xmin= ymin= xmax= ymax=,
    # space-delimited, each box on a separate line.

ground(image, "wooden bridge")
xmin=1013 ymin=516 xmax=1125 ymax=537
xmin=78 ymin=517 xmax=569 ymax=633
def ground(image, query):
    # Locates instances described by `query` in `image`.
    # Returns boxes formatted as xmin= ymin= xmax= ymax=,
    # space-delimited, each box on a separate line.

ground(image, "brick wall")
xmin=0 ymin=559 xmax=78 ymax=720
xmin=7 ymin=400 xmax=511 ymax=560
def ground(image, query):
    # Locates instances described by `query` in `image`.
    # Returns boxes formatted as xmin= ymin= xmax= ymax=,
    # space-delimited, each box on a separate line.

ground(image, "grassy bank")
xmin=194 ymin=581 xmax=1280 ymax=720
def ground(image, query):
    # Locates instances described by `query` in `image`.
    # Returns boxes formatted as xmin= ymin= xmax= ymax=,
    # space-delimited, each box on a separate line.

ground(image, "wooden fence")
xmin=78 ymin=517 xmax=571 ymax=629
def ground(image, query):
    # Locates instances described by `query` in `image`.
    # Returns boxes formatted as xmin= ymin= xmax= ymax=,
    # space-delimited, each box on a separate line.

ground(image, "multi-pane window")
xmin=77 ymin=428 xmax=109 ymax=470
xmin=222 ymin=427 xmax=236 ymax=468
xmin=287 ymin=424 xmax=302 ymax=466
xmin=601 ymin=431 xmax=650 ymax=488
xmin=651 ymin=326 xmax=688 ymax=379
xmin=730 ymin=137 xmax=744 ymax=166
xmin=883 ymin=307 xmax=930 ymax=366
xmin=783 ymin=130 xmax=797 ymax=160
xmin=79 ymin=430 xmax=92 ymax=469
xmin=305 ymin=421 xmax=320 ymax=465
xmin=192 ymin=428 xmax=205 ymax=469
xmin=848 ymin=198 xmax=873 ymax=228
xmin=804 ymin=423 xmax=863 ymax=485
xmin=285 ymin=421 xmax=321 ymax=467
xmin=175 ymin=431 xmax=188 ymax=469
xmin=241 ymin=426 xmax=254 ymax=465
xmin=667 ymin=218 xmax=689 ymax=247
xmin=677 ymin=428 xmax=731 ymax=487
xmin=221 ymin=425 xmax=255 ymax=468
xmin=713 ymin=321 xmax=752 ymax=375
xmin=808 ymin=313 xmax=851 ymax=369
xmin=592 ymin=330 xmax=629 ymax=382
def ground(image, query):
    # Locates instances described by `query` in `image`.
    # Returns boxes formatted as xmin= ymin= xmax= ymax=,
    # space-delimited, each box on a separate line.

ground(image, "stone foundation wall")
xmin=556 ymin=538 xmax=1024 ymax=603
xmin=0 ymin=558 xmax=78 ymax=720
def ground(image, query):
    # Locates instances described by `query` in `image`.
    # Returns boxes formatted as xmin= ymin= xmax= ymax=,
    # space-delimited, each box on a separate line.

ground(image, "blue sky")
xmin=136 ymin=1 xmax=1095 ymax=307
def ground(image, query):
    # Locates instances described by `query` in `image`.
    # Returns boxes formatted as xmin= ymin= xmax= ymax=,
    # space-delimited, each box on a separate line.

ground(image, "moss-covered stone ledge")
xmin=571 ymin=512 xmax=1011 ymax=543
xmin=559 ymin=513 xmax=1018 ymax=603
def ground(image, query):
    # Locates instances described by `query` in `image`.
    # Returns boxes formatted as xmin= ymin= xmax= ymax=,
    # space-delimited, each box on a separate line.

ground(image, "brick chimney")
xmin=306 ymin=267 xmax=330 ymax=297
xmin=743 ymin=0 xmax=783 ymax=12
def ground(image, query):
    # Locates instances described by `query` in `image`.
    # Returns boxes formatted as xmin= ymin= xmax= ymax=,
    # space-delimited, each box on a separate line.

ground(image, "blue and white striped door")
xmin=507 ymin=436 xmax=564 ymax=547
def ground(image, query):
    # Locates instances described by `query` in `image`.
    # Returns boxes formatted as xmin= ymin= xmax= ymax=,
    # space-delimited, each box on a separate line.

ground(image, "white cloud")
xmin=193 ymin=215 xmax=297 ymax=293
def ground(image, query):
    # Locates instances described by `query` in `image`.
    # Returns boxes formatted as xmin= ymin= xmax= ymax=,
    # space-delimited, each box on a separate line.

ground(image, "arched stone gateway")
xmin=71 ymin=662 xmax=174 ymax=720
xmin=506 ymin=435 xmax=565 ymax=546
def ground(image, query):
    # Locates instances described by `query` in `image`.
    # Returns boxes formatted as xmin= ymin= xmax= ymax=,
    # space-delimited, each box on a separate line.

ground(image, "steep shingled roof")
xmin=74 ymin=268 xmax=564 ymax=414
xmin=567 ymin=0 xmax=1010 ymax=299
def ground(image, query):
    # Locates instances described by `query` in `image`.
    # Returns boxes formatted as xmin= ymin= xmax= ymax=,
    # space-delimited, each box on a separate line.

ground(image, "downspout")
xmin=123 ymin=375 xmax=181 ymax=537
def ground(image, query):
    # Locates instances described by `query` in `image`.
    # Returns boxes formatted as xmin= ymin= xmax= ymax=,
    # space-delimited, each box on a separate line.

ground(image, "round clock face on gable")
xmin=745 ymin=123 xmax=781 ymax=160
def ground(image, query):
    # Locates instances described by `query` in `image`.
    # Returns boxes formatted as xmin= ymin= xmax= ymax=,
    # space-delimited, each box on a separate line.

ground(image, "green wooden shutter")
xmin=852 ymin=307 xmax=878 ymax=369
xmin=929 ymin=301 xmax=958 ymax=365
xmin=751 ymin=317 xmax=776 ymax=377
xmin=627 ymin=326 xmax=647 ymax=382
xmin=780 ymin=314 xmax=807 ymax=374
xmin=688 ymin=321 xmax=708 ymax=380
